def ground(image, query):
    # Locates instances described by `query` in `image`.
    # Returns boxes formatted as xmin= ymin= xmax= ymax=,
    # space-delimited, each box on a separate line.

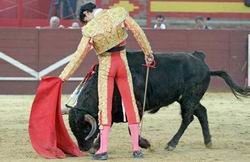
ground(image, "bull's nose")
xmin=79 ymin=146 xmax=89 ymax=152
xmin=88 ymin=147 xmax=97 ymax=154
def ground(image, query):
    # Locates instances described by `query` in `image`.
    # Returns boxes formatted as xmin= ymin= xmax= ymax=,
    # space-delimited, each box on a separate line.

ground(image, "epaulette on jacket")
xmin=82 ymin=7 xmax=128 ymax=38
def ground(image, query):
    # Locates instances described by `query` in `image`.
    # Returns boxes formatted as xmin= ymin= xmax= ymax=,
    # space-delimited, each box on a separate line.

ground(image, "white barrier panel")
xmin=0 ymin=51 xmax=83 ymax=81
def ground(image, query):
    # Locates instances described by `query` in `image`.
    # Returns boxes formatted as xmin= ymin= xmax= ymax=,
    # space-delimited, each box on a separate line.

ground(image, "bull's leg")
xmin=165 ymin=102 xmax=195 ymax=151
xmin=194 ymin=104 xmax=212 ymax=148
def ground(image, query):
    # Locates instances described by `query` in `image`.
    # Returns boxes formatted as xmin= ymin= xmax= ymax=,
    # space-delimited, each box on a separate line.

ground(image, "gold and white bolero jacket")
xmin=59 ymin=7 xmax=153 ymax=81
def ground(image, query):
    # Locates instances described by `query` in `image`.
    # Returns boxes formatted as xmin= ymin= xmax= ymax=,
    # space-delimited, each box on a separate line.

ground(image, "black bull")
xmin=68 ymin=51 xmax=250 ymax=152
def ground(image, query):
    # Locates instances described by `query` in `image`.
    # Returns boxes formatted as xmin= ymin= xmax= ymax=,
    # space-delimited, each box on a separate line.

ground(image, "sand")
xmin=0 ymin=92 xmax=249 ymax=162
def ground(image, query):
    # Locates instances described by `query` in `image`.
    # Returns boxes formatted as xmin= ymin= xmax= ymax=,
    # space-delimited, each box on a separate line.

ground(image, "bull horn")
xmin=84 ymin=114 xmax=97 ymax=140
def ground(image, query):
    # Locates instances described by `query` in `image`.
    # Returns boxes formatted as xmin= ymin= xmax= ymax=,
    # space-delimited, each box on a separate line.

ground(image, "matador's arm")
xmin=59 ymin=36 xmax=92 ymax=81
xmin=124 ymin=16 xmax=153 ymax=56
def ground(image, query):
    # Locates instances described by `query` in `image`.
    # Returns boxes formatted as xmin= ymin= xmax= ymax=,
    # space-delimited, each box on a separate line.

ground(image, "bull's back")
xmin=126 ymin=51 xmax=210 ymax=108
xmin=126 ymin=51 xmax=209 ymax=81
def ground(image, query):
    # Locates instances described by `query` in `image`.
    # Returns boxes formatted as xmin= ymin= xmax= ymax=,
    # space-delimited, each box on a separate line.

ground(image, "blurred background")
xmin=1 ymin=0 xmax=250 ymax=28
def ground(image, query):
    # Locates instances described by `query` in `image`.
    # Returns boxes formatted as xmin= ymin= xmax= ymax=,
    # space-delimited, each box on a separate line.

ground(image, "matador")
xmin=59 ymin=2 xmax=154 ymax=160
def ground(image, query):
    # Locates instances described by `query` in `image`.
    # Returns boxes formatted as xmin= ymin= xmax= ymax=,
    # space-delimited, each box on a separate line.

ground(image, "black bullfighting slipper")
xmin=132 ymin=150 xmax=144 ymax=158
xmin=92 ymin=152 xmax=108 ymax=160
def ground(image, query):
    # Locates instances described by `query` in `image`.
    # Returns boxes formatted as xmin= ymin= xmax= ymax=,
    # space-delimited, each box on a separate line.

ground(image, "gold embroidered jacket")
xmin=59 ymin=7 xmax=153 ymax=81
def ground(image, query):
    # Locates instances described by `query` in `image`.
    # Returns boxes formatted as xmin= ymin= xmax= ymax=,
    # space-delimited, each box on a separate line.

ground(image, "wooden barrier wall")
xmin=0 ymin=28 xmax=248 ymax=94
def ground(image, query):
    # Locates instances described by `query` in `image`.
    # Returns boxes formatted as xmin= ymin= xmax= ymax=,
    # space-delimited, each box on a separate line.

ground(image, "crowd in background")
xmin=40 ymin=0 xmax=248 ymax=30
xmin=41 ymin=14 xmax=212 ymax=30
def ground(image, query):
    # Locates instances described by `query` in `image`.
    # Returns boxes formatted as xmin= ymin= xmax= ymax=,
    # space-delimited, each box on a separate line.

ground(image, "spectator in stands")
xmin=36 ymin=16 xmax=64 ymax=29
xmin=68 ymin=22 xmax=81 ymax=29
xmin=153 ymin=15 xmax=166 ymax=29
xmin=194 ymin=16 xmax=211 ymax=30
xmin=49 ymin=16 xmax=64 ymax=28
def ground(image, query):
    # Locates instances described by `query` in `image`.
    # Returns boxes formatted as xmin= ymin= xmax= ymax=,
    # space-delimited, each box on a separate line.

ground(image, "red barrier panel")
xmin=0 ymin=28 xmax=248 ymax=94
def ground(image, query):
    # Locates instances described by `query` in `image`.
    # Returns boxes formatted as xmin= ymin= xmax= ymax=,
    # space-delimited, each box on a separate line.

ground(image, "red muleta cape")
xmin=29 ymin=76 xmax=85 ymax=158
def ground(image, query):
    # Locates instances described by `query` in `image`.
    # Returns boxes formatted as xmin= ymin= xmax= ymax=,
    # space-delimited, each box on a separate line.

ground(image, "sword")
xmin=140 ymin=60 xmax=156 ymax=134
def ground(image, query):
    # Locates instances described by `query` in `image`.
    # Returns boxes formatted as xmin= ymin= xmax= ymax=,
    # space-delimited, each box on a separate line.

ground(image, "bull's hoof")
xmin=165 ymin=145 xmax=176 ymax=151
xmin=139 ymin=137 xmax=151 ymax=149
xmin=205 ymin=142 xmax=213 ymax=149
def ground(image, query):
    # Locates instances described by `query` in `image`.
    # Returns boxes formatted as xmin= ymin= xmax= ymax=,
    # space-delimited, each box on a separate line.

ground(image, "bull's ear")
xmin=84 ymin=114 xmax=97 ymax=140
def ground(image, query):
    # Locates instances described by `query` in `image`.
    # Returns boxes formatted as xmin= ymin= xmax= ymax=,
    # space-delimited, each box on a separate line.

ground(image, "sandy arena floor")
xmin=0 ymin=92 xmax=250 ymax=162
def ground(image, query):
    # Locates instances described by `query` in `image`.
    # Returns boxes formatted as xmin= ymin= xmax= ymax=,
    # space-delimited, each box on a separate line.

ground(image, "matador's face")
xmin=83 ymin=11 xmax=94 ymax=23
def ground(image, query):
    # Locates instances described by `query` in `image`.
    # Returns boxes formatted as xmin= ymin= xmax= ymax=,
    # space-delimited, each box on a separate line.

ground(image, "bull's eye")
xmin=83 ymin=123 xmax=91 ymax=134
xmin=83 ymin=129 xmax=89 ymax=134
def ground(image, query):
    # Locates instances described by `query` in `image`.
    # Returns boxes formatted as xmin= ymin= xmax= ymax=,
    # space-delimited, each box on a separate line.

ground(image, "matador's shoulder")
xmin=108 ymin=7 xmax=128 ymax=22
xmin=82 ymin=7 xmax=128 ymax=37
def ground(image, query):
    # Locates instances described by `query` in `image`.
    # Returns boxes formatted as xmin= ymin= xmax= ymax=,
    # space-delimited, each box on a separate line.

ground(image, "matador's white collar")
xmin=93 ymin=8 xmax=103 ymax=17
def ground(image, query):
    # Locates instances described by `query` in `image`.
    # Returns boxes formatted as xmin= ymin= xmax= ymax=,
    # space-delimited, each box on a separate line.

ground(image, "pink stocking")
xmin=129 ymin=124 xmax=140 ymax=151
xmin=96 ymin=126 xmax=110 ymax=154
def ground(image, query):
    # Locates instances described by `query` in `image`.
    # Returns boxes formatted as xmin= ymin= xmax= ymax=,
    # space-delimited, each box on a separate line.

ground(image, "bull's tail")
xmin=209 ymin=71 xmax=250 ymax=98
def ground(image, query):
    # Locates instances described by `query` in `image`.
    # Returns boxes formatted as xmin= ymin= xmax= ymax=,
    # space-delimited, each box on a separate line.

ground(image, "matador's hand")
xmin=145 ymin=54 xmax=154 ymax=65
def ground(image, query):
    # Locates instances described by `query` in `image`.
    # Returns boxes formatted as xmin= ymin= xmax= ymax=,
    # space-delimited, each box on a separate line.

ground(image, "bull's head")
xmin=68 ymin=66 xmax=100 ymax=151
xmin=69 ymin=108 xmax=99 ymax=151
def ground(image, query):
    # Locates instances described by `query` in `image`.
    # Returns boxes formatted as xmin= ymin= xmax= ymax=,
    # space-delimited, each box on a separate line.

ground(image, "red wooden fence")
xmin=0 ymin=28 xmax=248 ymax=94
